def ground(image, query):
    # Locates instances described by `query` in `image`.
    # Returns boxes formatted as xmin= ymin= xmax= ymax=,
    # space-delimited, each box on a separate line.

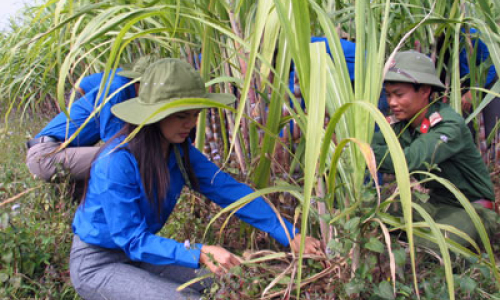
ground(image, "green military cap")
xmin=117 ymin=55 xmax=156 ymax=79
xmin=385 ymin=50 xmax=445 ymax=89
xmin=112 ymin=58 xmax=236 ymax=125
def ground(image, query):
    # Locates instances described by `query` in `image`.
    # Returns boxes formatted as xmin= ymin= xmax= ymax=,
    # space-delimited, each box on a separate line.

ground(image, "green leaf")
xmin=327 ymin=239 xmax=343 ymax=253
xmin=362 ymin=187 xmax=377 ymax=202
xmin=459 ymin=277 xmax=477 ymax=293
xmin=393 ymin=248 xmax=407 ymax=267
xmin=0 ymin=273 xmax=9 ymax=283
xmin=9 ymin=276 xmax=22 ymax=288
xmin=344 ymin=217 xmax=361 ymax=232
xmin=294 ymin=40 xmax=327 ymax=297
xmin=319 ymin=213 xmax=332 ymax=223
xmin=477 ymin=265 xmax=490 ymax=278
xmin=278 ymin=276 xmax=291 ymax=285
xmin=413 ymin=190 xmax=430 ymax=203
xmin=1 ymin=251 xmax=13 ymax=264
xmin=345 ymin=281 xmax=364 ymax=296
xmin=365 ymin=237 xmax=385 ymax=253
xmin=376 ymin=280 xmax=395 ymax=300
xmin=0 ymin=212 xmax=10 ymax=229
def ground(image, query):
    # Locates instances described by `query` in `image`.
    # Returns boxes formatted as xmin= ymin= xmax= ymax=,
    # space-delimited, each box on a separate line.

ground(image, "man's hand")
xmin=461 ymin=90 xmax=472 ymax=112
xmin=200 ymin=245 xmax=241 ymax=275
xmin=290 ymin=234 xmax=323 ymax=256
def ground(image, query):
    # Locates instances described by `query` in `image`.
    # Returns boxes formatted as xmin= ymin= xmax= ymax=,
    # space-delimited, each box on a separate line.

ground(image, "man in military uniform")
xmin=372 ymin=50 xmax=497 ymax=250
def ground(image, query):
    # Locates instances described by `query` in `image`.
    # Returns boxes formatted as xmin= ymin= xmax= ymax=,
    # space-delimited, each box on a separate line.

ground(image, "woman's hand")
xmin=200 ymin=245 xmax=241 ymax=275
xmin=290 ymin=234 xmax=323 ymax=256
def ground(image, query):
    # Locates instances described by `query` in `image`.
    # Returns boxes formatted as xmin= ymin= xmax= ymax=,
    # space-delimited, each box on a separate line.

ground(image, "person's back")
xmin=25 ymin=57 xmax=153 ymax=181
xmin=76 ymin=68 xmax=123 ymax=96
xmin=459 ymin=28 xmax=497 ymax=88
xmin=37 ymin=74 xmax=135 ymax=145
xmin=456 ymin=28 xmax=500 ymax=145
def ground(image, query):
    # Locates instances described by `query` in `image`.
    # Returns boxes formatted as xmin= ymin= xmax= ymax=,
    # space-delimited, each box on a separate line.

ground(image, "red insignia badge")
xmin=420 ymin=118 xmax=430 ymax=134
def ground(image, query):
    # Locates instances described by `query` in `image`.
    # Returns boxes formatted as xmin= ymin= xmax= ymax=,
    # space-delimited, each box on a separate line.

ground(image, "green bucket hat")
xmin=111 ymin=58 xmax=236 ymax=125
xmin=385 ymin=50 xmax=445 ymax=89
xmin=117 ymin=55 xmax=155 ymax=79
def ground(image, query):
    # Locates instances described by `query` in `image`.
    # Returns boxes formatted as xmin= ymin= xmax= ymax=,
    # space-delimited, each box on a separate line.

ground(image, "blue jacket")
xmin=283 ymin=37 xmax=356 ymax=137
xmin=289 ymin=37 xmax=356 ymax=90
xmin=310 ymin=36 xmax=356 ymax=81
xmin=73 ymin=138 xmax=297 ymax=269
xmin=459 ymin=28 xmax=497 ymax=87
xmin=36 ymin=71 xmax=136 ymax=146
xmin=79 ymin=73 xmax=101 ymax=94
xmin=288 ymin=37 xmax=356 ymax=108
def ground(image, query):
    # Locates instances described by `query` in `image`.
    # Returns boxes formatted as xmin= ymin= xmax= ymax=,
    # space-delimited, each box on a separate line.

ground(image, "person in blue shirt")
xmin=285 ymin=37 xmax=389 ymax=137
xmin=69 ymin=58 xmax=322 ymax=300
xmin=75 ymin=72 xmax=106 ymax=98
xmin=437 ymin=29 xmax=500 ymax=143
xmin=458 ymin=28 xmax=499 ymax=143
xmin=283 ymin=37 xmax=356 ymax=141
xmin=288 ymin=37 xmax=356 ymax=107
xmin=25 ymin=56 xmax=154 ymax=181
xmin=75 ymin=56 xmax=152 ymax=97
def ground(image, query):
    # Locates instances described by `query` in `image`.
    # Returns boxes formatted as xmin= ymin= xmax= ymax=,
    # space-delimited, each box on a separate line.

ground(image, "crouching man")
xmin=26 ymin=57 xmax=154 ymax=181
xmin=372 ymin=50 xmax=497 ymax=250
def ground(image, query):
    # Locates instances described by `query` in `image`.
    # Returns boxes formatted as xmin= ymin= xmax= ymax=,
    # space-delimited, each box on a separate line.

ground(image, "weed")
xmin=0 ymin=117 xmax=79 ymax=299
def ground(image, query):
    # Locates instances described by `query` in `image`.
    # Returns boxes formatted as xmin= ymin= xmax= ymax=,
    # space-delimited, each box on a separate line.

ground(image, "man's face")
xmin=385 ymin=82 xmax=431 ymax=122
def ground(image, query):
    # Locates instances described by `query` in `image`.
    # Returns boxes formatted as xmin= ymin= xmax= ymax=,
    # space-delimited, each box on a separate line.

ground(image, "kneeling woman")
xmin=70 ymin=58 xmax=321 ymax=300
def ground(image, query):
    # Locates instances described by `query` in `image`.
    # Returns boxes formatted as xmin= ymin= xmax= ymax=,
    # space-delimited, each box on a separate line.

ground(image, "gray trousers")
xmin=70 ymin=235 xmax=210 ymax=300
xmin=26 ymin=141 xmax=99 ymax=181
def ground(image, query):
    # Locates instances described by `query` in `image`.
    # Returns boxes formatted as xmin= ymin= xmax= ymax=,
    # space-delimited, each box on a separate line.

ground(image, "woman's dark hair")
xmin=81 ymin=122 xmax=199 ymax=217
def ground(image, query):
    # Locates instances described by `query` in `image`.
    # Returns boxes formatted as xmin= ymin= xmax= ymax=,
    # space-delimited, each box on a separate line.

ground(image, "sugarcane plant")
xmin=1 ymin=0 xmax=499 ymax=299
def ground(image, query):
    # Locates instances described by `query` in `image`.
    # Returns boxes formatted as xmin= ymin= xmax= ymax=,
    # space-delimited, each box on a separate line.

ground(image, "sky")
xmin=0 ymin=0 xmax=33 ymax=31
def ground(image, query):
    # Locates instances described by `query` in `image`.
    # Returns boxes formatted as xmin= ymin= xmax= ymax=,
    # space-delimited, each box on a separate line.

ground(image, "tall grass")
xmin=1 ymin=0 xmax=499 ymax=298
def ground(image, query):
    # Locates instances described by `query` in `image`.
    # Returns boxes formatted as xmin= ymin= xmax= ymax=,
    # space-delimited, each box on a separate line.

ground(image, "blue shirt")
xmin=79 ymin=68 xmax=125 ymax=94
xmin=72 ymin=138 xmax=297 ymax=269
xmin=36 ymin=72 xmax=136 ymax=146
xmin=288 ymin=37 xmax=356 ymax=108
xmin=79 ymin=73 xmax=106 ymax=94
xmin=310 ymin=36 xmax=356 ymax=81
xmin=459 ymin=28 xmax=497 ymax=87
xmin=283 ymin=37 xmax=356 ymax=137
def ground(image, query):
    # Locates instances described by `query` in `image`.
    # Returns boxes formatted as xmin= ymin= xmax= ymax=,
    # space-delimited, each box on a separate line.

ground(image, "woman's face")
xmin=158 ymin=109 xmax=201 ymax=144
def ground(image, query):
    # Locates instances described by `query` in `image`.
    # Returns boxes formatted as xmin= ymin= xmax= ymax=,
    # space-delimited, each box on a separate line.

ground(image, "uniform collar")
xmin=414 ymin=102 xmax=441 ymax=134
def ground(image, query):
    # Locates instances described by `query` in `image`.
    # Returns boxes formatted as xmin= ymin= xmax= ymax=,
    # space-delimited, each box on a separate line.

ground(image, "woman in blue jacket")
xmin=70 ymin=58 xmax=321 ymax=300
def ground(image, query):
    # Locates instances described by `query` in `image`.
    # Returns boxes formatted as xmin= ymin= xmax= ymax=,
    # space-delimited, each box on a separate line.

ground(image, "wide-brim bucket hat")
xmin=112 ymin=58 xmax=236 ymax=125
xmin=117 ymin=55 xmax=155 ymax=79
xmin=385 ymin=50 xmax=445 ymax=89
